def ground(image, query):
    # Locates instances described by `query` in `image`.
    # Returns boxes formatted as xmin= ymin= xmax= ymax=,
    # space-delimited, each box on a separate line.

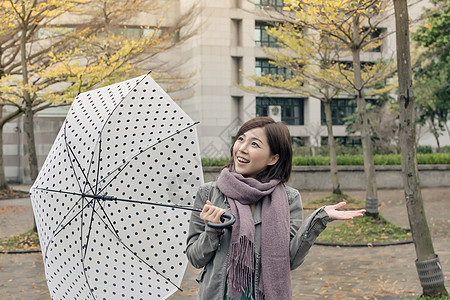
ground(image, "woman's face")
xmin=232 ymin=127 xmax=279 ymax=178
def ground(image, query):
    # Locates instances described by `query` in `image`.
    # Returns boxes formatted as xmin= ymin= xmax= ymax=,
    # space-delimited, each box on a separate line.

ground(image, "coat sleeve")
xmin=185 ymin=183 xmax=225 ymax=269
xmin=288 ymin=187 xmax=333 ymax=270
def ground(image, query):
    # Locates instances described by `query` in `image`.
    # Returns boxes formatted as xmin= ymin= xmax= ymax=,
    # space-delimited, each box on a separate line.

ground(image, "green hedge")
xmin=202 ymin=153 xmax=450 ymax=167
xmin=201 ymin=158 xmax=229 ymax=167
xmin=292 ymin=153 xmax=450 ymax=166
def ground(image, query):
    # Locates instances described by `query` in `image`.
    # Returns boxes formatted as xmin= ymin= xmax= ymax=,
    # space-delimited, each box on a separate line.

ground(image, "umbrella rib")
xmin=94 ymin=136 xmax=103 ymax=195
xmin=97 ymin=121 xmax=200 ymax=196
xmin=43 ymin=197 xmax=93 ymax=259
xmin=82 ymin=200 xmax=98 ymax=260
xmin=80 ymin=74 xmax=150 ymax=198
xmin=63 ymin=123 xmax=87 ymax=194
xmin=94 ymin=200 xmax=122 ymax=241
xmin=115 ymin=233 xmax=183 ymax=292
xmin=81 ymin=199 xmax=183 ymax=292
xmin=98 ymin=72 xmax=150 ymax=136
xmin=33 ymin=187 xmax=201 ymax=213
xmin=64 ymin=132 xmax=96 ymax=196
xmin=104 ymin=196 xmax=200 ymax=212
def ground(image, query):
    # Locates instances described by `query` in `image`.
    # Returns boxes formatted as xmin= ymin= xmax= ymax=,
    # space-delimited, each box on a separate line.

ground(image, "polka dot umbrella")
xmin=30 ymin=73 xmax=233 ymax=300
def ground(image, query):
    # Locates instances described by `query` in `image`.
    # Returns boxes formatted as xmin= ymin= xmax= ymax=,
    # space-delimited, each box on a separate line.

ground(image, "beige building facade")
xmin=4 ymin=0 xmax=445 ymax=183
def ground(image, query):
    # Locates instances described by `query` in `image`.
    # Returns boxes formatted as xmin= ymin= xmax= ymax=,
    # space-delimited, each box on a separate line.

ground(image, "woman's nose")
xmin=238 ymin=142 xmax=248 ymax=152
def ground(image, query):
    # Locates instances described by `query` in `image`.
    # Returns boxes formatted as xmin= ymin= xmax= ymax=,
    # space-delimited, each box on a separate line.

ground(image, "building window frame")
xmin=255 ymin=58 xmax=293 ymax=81
xmin=321 ymin=98 xmax=357 ymax=126
xmin=256 ymin=97 xmax=305 ymax=125
xmin=255 ymin=0 xmax=286 ymax=10
xmin=255 ymin=21 xmax=281 ymax=48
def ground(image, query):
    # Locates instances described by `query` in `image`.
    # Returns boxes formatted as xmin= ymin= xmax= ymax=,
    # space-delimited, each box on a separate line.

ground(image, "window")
xmin=332 ymin=60 xmax=375 ymax=71
xmin=292 ymin=136 xmax=308 ymax=147
xmin=255 ymin=58 xmax=293 ymax=80
xmin=321 ymin=136 xmax=362 ymax=146
xmin=321 ymin=98 xmax=357 ymax=126
xmin=366 ymin=27 xmax=384 ymax=52
xmin=255 ymin=21 xmax=281 ymax=47
xmin=111 ymin=27 xmax=162 ymax=39
xmin=255 ymin=0 xmax=286 ymax=10
xmin=37 ymin=26 xmax=75 ymax=39
xmin=256 ymin=97 xmax=305 ymax=125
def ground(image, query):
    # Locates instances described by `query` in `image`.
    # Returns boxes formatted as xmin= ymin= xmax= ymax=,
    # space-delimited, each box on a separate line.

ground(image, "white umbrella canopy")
xmin=30 ymin=73 xmax=206 ymax=299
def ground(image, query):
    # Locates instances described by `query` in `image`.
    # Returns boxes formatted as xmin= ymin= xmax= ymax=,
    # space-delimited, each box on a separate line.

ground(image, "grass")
xmin=0 ymin=189 xmax=29 ymax=200
xmin=307 ymin=192 xmax=412 ymax=245
xmin=0 ymin=229 xmax=40 ymax=252
xmin=304 ymin=192 xmax=366 ymax=210
xmin=413 ymin=296 xmax=450 ymax=300
xmin=316 ymin=215 xmax=412 ymax=244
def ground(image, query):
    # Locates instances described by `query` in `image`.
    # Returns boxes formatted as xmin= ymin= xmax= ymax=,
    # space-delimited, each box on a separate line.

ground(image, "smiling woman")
xmin=186 ymin=116 xmax=366 ymax=300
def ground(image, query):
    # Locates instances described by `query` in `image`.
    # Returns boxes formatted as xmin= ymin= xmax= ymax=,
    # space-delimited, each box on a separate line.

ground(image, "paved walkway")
xmin=0 ymin=186 xmax=449 ymax=299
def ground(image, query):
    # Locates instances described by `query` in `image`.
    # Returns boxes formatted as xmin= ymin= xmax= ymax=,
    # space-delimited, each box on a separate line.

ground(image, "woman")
xmin=186 ymin=117 xmax=365 ymax=300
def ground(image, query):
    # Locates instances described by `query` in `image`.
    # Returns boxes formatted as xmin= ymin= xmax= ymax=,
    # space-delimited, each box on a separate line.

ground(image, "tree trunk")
xmin=351 ymin=15 xmax=378 ymax=217
xmin=23 ymin=105 xmax=38 ymax=181
xmin=0 ymin=105 xmax=10 ymax=190
xmin=394 ymin=0 xmax=448 ymax=296
xmin=323 ymin=99 xmax=341 ymax=194
xmin=445 ymin=121 xmax=450 ymax=141
xmin=428 ymin=120 xmax=441 ymax=151
xmin=20 ymin=23 xmax=39 ymax=182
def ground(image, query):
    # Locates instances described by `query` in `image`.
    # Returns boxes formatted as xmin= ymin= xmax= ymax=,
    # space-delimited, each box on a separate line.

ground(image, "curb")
xmin=315 ymin=239 xmax=414 ymax=247
xmin=0 ymin=239 xmax=415 ymax=254
xmin=0 ymin=249 xmax=41 ymax=254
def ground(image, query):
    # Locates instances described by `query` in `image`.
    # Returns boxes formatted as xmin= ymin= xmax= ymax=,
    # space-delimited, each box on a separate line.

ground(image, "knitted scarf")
xmin=216 ymin=168 xmax=292 ymax=300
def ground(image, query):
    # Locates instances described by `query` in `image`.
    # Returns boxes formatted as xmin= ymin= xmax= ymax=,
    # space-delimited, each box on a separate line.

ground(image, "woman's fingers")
xmin=324 ymin=202 xmax=366 ymax=220
xmin=200 ymin=200 xmax=226 ymax=224
xmin=332 ymin=201 xmax=347 ymax=210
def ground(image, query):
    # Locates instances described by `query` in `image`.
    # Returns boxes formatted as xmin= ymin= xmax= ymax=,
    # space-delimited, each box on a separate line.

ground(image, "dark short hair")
xmin=224 ymin=117 xmax=293 ymax=182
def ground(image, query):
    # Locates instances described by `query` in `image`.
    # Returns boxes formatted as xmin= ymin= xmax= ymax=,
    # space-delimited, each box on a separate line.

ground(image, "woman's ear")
xmin=268 ymin=154 xmax=279 ymax=166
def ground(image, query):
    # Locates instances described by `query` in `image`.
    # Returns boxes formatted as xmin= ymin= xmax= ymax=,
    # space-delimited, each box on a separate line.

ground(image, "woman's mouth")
xmin=236 ymin=156 xmax=249 ymax=164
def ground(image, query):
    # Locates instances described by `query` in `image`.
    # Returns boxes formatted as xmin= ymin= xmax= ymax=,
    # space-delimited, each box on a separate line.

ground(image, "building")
xmin=3 ymin=0 xmax=445 ymax=183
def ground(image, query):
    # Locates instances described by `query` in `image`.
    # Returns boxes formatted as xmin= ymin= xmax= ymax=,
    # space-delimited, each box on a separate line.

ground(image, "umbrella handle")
xmin=207 ymin=211 xmax=236 ymax=229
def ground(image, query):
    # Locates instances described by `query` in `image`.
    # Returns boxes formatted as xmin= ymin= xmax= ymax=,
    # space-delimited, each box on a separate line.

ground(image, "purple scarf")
xmin=216 ymin=168 xmax=292 ymax=300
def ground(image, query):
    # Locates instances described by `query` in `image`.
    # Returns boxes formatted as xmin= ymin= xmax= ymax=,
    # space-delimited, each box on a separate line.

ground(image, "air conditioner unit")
xmin=268 ymin=105 xmax=282 ymax=122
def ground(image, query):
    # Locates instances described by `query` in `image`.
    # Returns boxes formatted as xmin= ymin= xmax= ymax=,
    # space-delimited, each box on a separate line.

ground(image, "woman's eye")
xmin=251 ymin=142 xmax=260 ymax=148
xmin=237 ymin=136 xmax=244 ymax=141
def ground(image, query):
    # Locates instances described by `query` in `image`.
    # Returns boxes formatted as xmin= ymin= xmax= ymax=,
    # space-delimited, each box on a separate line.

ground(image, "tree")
xmin=276 ymin=0 xmax=395 ymax=215
xmin=243 ymin=21 xmax=346 ymax=194
xmin=393 ymin=0 xmax=448 ymax=296
xmin=0 ymin=0 xmax=198 ymax=184
xmin=412 ymin=0 xmax=450 ymax=149
xmin=42 ymin=0 xmax=198 ymax=96
xmin=0 ymin=0 xmax=78 ymax=186
xmin=0 ymin=0 xmax=88 ymax=182
xmin=0 ymin=3 xmax=24 ymax=189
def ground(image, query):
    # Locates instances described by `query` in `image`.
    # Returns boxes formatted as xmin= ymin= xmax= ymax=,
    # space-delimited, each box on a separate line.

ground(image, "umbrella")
xmin=30 ymin=73 xmax=234 ymax=300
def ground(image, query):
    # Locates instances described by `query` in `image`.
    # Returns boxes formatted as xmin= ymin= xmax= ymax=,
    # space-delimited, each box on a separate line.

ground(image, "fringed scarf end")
xmin=226 ymin=235 xmax=255 ymax=299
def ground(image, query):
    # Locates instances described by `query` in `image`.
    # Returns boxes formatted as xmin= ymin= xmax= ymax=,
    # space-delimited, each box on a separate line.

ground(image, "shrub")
xmin=337 ymin=154 xmax=364 ymax=165
xmin=290 ymin=153 xmax=450 ymax=166
xmin=201 ymin=158 xmax=228 ymax=167
xmin=417 ymin=153 xmax=450 ymax=164
xmin=292 ymin=155 xmax=329 ymax=166
xmin=417 ymin=145 xmax=433 ymax=154
xmin=201 ymin=153 xmax=450 ymax=167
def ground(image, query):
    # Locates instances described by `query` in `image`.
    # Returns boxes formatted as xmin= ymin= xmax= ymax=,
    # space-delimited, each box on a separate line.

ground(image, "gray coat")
xmin=185 ymin=182 xmax=332 ymax=300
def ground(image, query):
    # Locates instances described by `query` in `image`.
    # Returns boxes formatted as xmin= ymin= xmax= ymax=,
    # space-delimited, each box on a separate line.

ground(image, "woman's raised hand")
xmin=324 ymin=202 xmax=366 ymax=220
xmin=200 ymin=200 xmax=226 ymax=224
